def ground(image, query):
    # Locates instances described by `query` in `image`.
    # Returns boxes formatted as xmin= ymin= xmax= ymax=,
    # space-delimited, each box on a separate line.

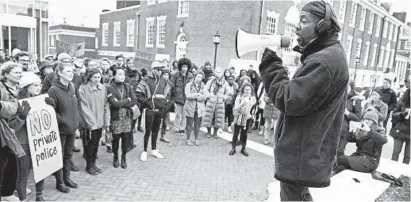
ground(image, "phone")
xmin=353 ymin=178 xmax=361 ymax=183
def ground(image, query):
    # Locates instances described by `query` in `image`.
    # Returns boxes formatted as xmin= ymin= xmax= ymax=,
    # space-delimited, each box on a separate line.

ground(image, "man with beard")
xmin=14 ymin=52 xmax=31 ymax=72
xmin=259 ymin=1 xmax=348 ymax=200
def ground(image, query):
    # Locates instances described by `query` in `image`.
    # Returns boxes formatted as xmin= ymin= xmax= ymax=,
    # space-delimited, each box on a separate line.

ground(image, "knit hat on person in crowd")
xmin=363 ymin=111 xmax=379 ymax=125
xmin=57 ymin=53 xmax=71 ymax=62
xmin=39 ymin=60 xmax=54 ymax=72
xmin=44 ymin=55 xmax=54 ymax=60
xmin=301 ymin=0 xmax=341 ymax=33
xmin=11 ymin=48 xmax=21 ymax=57
xmin=384 ymin=78 xmax=392 ymax=84
xmin=19 ymin=72 xmax=41 ymax=88
xmin=151 ymin=61 xmax=165 ymax=70
xmin=162 ymin=69 xmax=170 ymax=75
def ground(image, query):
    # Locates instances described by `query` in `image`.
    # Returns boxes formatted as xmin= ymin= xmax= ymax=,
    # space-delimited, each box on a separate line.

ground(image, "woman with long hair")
xmin=78 ymin=68 xmax=110 ymax=175
xmin=223 ymin=69 xmax=231 ymax=81
xmin=10 ymin=72 xmax=55 ymax=201
xmin=0 ymin=62 xmax=23 ymax=201
xmin=107 ymin=68 xmax=137 ymax=169
xmin=47 ymin=63 xmax=81 ymax=193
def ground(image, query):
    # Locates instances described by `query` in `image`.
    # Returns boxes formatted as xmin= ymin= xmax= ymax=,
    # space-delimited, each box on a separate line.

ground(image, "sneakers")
xmin=2 ymin=195 xmax=19 ymax=201
xmin=227 ymin=127 xmax=232 ymax=133
xmin=151 ymin=150 xmax=164 ymax=159
xmin=186 ymin=139 xmax=193 ymax=146
xmin=264 ymin=139 xmax=270 ymax=145
xmin=258 ymin=130 xmax=264 ymax=135
xmin=26 ymin=188 xmax=31 ymax=195
xmin=206 ymin=134 xmax=211 ymax=138
xmin=195 ymin=139 xmax=200 ymax=146
xmin=140 ymin=152 xmax=147 ymax=162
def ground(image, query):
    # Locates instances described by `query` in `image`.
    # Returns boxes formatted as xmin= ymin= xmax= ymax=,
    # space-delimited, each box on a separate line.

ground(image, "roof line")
xmin=100 ymin=5 xmax=140 ymax=15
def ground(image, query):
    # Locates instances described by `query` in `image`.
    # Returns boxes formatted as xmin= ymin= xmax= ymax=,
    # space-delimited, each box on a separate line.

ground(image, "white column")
xmin=8 ymin=25 xmax=11 ymax=56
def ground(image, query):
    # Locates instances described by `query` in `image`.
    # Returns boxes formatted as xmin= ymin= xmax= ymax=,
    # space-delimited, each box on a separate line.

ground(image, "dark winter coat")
xmin=170 ymin=71 xmax=193 ymax=105
xmin=380 ymin=87 xmax=398 ymax=111
xmin=347 ymin=127 xmax=387 ymax=165
xmin=342 ymin=94 xmax=362 ymax=132
xmin=41 ymin=72 xmax=83 ymax=94
xmin=202 ymin=67 xmax=214 ymax=84
xmin=259 ymin=32 xmax=349 ymax=187
xmin=47 ymin=79 xmax=80 ymax=134
xmin=125 ymin=67 xmax=142 ymax=92
xmin=106 ymin=81 xmax=137 ymax=121
xmin=136 ymin=73 xmax=172 ymax=113
xmin=390 ymin=88 xmax=410 ymax=141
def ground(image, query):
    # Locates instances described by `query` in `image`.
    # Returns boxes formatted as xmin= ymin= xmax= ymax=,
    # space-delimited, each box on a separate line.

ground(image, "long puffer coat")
xmin=201 ymin=78 xmax=230 ymax=129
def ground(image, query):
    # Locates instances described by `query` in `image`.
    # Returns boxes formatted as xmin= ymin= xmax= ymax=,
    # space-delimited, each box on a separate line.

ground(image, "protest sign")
xmin=56 ymin=40 xmax=85 ymax=58
xmin=134 ymin=50 xmax=156 ymax=71
xmin=22 ymin=94 xmax=63 ymax=183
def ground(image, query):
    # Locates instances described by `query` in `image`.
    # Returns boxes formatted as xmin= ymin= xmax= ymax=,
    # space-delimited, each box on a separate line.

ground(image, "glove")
xmin=19 ymin=100 xmax=31 ymax=120
xmin=45 ymin=97 xmax=55 ymax=107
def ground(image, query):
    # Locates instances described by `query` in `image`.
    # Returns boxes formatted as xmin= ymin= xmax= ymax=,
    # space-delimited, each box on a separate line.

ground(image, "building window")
xmin=339 ymin=0 xmax=347 ymax=23
xmin=359 ymin=8 xmax=366 ymax=31
xmin=356 ymin=39 xmax=362 ymax=58
xmin=175 ymin=33 xmax=188 ymax=60
xmin=145 ymin=17 xmax=155 ymax=48
xmin=147 ymin=0 xmax=155 ymax=6
xmin=371 ymin=44 xmax=378 ymax=67
xmin=284 ymin=23 xmax=296 ymax=52
xmin=126 ymin=20 xmax=135 ymax=47
xmin=266 ymin=10 xmax=280 ymax=35
xmin=346 ymin=36 xmax=353 ymax=64
xmin=363 ymin=42 xmax=370 ymax=66
xmin=375 ymin=16 xmax=381 ymax=37
xmin=156 ymin=16 xmax=167 ymax=48
xmin=177 ymin=0 xmax=189 ymax=18
xmin=405 ymin=41 xmax=411 ymax=50
xmin=378 ymin=46 xmax=385 ymax=67
xmin=102 ymin=23 xmax=109 ymax=47
xmin=383 ymin=21 xmax=388 ymax=38
xmin=368 ymin=12 xmax=374 ymax=34
xmin=113 ymin=21 xmax=121 ymax=47
xmin=349 ymin=2 xmax=357 ymax=27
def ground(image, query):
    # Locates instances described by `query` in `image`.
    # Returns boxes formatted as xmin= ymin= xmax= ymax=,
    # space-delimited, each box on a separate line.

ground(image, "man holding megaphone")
xmin=257 ymin=1 xmax=348 ymax=201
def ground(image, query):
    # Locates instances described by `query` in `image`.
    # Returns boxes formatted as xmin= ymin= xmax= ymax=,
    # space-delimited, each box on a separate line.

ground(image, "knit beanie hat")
xmin=162 ymin=68 xmax=170 ymax=75
xmin=301 ymin=0 xmax=341 ymax=32
xmin=57 ymin=53 xmax=71 ymax=62
xmin=363 ymin=111 xmax=379 ymax=125
xmin=19 ymin=72 xmax=41 ymax=88
xmin=151 ymin=61 xmax=165 ymax=70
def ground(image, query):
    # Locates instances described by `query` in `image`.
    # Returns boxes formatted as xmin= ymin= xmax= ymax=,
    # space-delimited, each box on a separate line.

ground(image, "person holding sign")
xmin=107 ymin=68 xmax=137 ymax=169
xmin=0 ymin=62 xmax=24 ymax=201
xmin=78 ymin=68 xmax=110 ymax=175
xmin=47 ymin=63 xmax=80 ymax=193
xmin=9 ymin=72 xmax=55 ymax=201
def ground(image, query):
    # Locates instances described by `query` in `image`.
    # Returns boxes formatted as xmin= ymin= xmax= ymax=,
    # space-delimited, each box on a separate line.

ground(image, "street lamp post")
xmin=213 ymin=31 xmax=220 ymax=69
xmin=354 ymin=56 xmax=360 ymax=84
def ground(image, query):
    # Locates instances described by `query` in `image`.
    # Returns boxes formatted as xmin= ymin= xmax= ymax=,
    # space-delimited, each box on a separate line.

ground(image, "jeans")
xmin=391 ymin=138 xmax=410 ymax=164
xmin=54 ymin=133 xmax=75 ymax=185
xmin=130 ymin=119 xmax=137 ymax=147
xmin=174 ymin=104 xmax=186 ymax=132
xmin=16 ymin=144 xmax=44 ymax=200
xmin=112 ymin=132 xmax=129 ymax=155
xmin=264 ymin=119 xmax=276 ymax=143
xmin=86 ymin=129 xmax=103 ymax=163
xmin=232 ymin=119 xmax=252 ymax=147
xmin=280 ymin=181 xmax=313 ymax=201
xmin=0 ymin=147 xmax=17 ymax=197
xmin=337 ymin=127 xmax=350 ymax=158
xmin=186 ymin=112 xmax=202 ymax=140
xmin=255 ymin=108 xmax=265 ymax=126
xmin=144 ymin=109 xmax=162 ymax=151
xmin=225 ymin=104 xmax=234 ymax=127
xmin=161 ymin=112 xmax=170 ymax=135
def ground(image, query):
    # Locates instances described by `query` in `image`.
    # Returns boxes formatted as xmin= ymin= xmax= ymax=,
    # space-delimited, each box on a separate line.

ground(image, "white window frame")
xmin=378 ymin=46 xmax=385 ymax=67
xmin=349 ymin=2 xmax=357 ymax=27
xmin=356 ymin=39 xmax=362 ymax=58
xmin=147 ymin=0 xmax=155 ymax=6
xmin=266 ymin=10 xmax=280 ymax=35
xmin=346 ymin=36 xmax=353 ymax=63
xmin=126 ymin=19 xmax=135 ymax=47
xmin=156 ymin=16 xmax=167 ymax=48
xmin=50 ymin=35 xmax=55 ymax=47
xmin=383 ymin=21 xmax=388 ymax=38
xmin=405 ymin=41 xmax=411 ymax=50
xmin=371 ymin=44 xmax=378 ymax=67
xmin=284 ymin=22 xmax=296 ymax=52
xmin=95 ymin=37 xmax=98 ymax=49
xmin=145 ymin=17 xmax=155 ymax=48
xmin=375 ymin=16 xmax=381 ymax=37
xmin=113 ymin=21 xmax=121 ymax=47
xmin=359 ymin=8 xmax=366 ymax=31
xmin=339 ymin=0 xmax=347 ymax=23
xmin=363 ymin=41 xmax=370 ymax=66
xmin=177 ymin=0 xmax=189 ymax=18
xmin=368 ymin=12 xmax=374 ymax=34
xmin=102 ymin=23 xmax=109 ymax=47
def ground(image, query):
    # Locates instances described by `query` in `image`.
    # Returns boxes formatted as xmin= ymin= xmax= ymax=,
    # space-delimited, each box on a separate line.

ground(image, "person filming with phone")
xmin=258 ymin=1 xmax=347 ymax=200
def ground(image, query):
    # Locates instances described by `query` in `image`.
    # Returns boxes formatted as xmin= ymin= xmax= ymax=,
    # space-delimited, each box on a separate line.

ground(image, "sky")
xmin=49 ymin=0 xmax=411 ymax=28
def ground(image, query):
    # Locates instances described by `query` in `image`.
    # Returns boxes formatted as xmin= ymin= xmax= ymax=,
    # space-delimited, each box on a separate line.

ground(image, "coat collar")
xmin=293 ymin=32 xmax=340 ymax=62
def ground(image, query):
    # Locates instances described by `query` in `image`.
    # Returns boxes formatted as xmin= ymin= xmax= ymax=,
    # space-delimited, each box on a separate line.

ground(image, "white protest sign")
xmin=22 ymin=94 xmax=63 ymax=183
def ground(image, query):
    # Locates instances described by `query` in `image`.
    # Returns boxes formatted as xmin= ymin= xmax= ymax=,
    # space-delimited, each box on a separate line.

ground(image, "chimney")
xmin=393 ymin=12 xmax=407 ymax=23
xmin=380 ymin=2 xmax=391 ymax=12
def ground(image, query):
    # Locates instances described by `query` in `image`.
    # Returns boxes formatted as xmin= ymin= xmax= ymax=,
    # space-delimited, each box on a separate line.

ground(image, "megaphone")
xmin=235 ymin=29 xmax=292 ymax=58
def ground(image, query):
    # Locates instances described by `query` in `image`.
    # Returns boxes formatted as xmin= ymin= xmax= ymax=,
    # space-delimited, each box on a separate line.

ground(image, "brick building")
xmin=49 ymin=24 xmax=97 ymax=58
xmin=393 ymin=21 xmax=410 ymax=84
xmin=96 ymin=5 xmax=139 ymax=60
xmin=327 ymin=0 xmax=407 ymax=87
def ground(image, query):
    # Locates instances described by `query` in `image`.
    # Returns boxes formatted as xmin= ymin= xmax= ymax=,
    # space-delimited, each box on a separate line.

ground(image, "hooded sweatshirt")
xmin=47 ymin=79 xmax=80 ymax=134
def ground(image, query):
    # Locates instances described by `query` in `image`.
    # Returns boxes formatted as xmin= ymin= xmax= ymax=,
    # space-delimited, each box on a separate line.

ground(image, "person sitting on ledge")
xmin=332 ymin=110 xmax=387 ymax=176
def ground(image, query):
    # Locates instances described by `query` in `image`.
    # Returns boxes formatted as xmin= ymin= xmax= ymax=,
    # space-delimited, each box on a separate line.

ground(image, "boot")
xmin=70 ymin=161 xmax=79 ymax=172
xmin=229 ymin=147 xmax=236 ymax=156
xmin=56 ymin=183 xmax=70 ymax=193
xmin=107 ymin=146 xmax=112 ymax=153
xmin=113 ymin=153 xmax=119 ymax=168
xmin=241 ymin=147 xmax=249 ymax=157
xmin=35 ymin=193 xmax=45 ymax=201
xmin=93 ymin=164 xmax=102 ymax=173
xmin=253 ymin=121 xmax=259 ymax=130
xmin=85 ymin=161 xmax=98 ymax=176
xmin=121 ymin=154 xmax=127 ymax=169
xmin=64 ymin=178 xmax=78 ymax=188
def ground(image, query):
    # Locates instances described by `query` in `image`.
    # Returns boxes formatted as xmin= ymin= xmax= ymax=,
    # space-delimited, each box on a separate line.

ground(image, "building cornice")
xmin=359 ymin=0 xmax=407 ymax=27
xmin=49 ymin=29 xmax=96 ymax=38
xmin=100 ymin=5 xmax=140 ymax=15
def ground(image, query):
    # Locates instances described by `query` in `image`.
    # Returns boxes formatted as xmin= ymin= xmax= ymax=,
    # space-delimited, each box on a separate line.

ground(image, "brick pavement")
xmin=25 ymin=128 xmax=275 ymax=201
